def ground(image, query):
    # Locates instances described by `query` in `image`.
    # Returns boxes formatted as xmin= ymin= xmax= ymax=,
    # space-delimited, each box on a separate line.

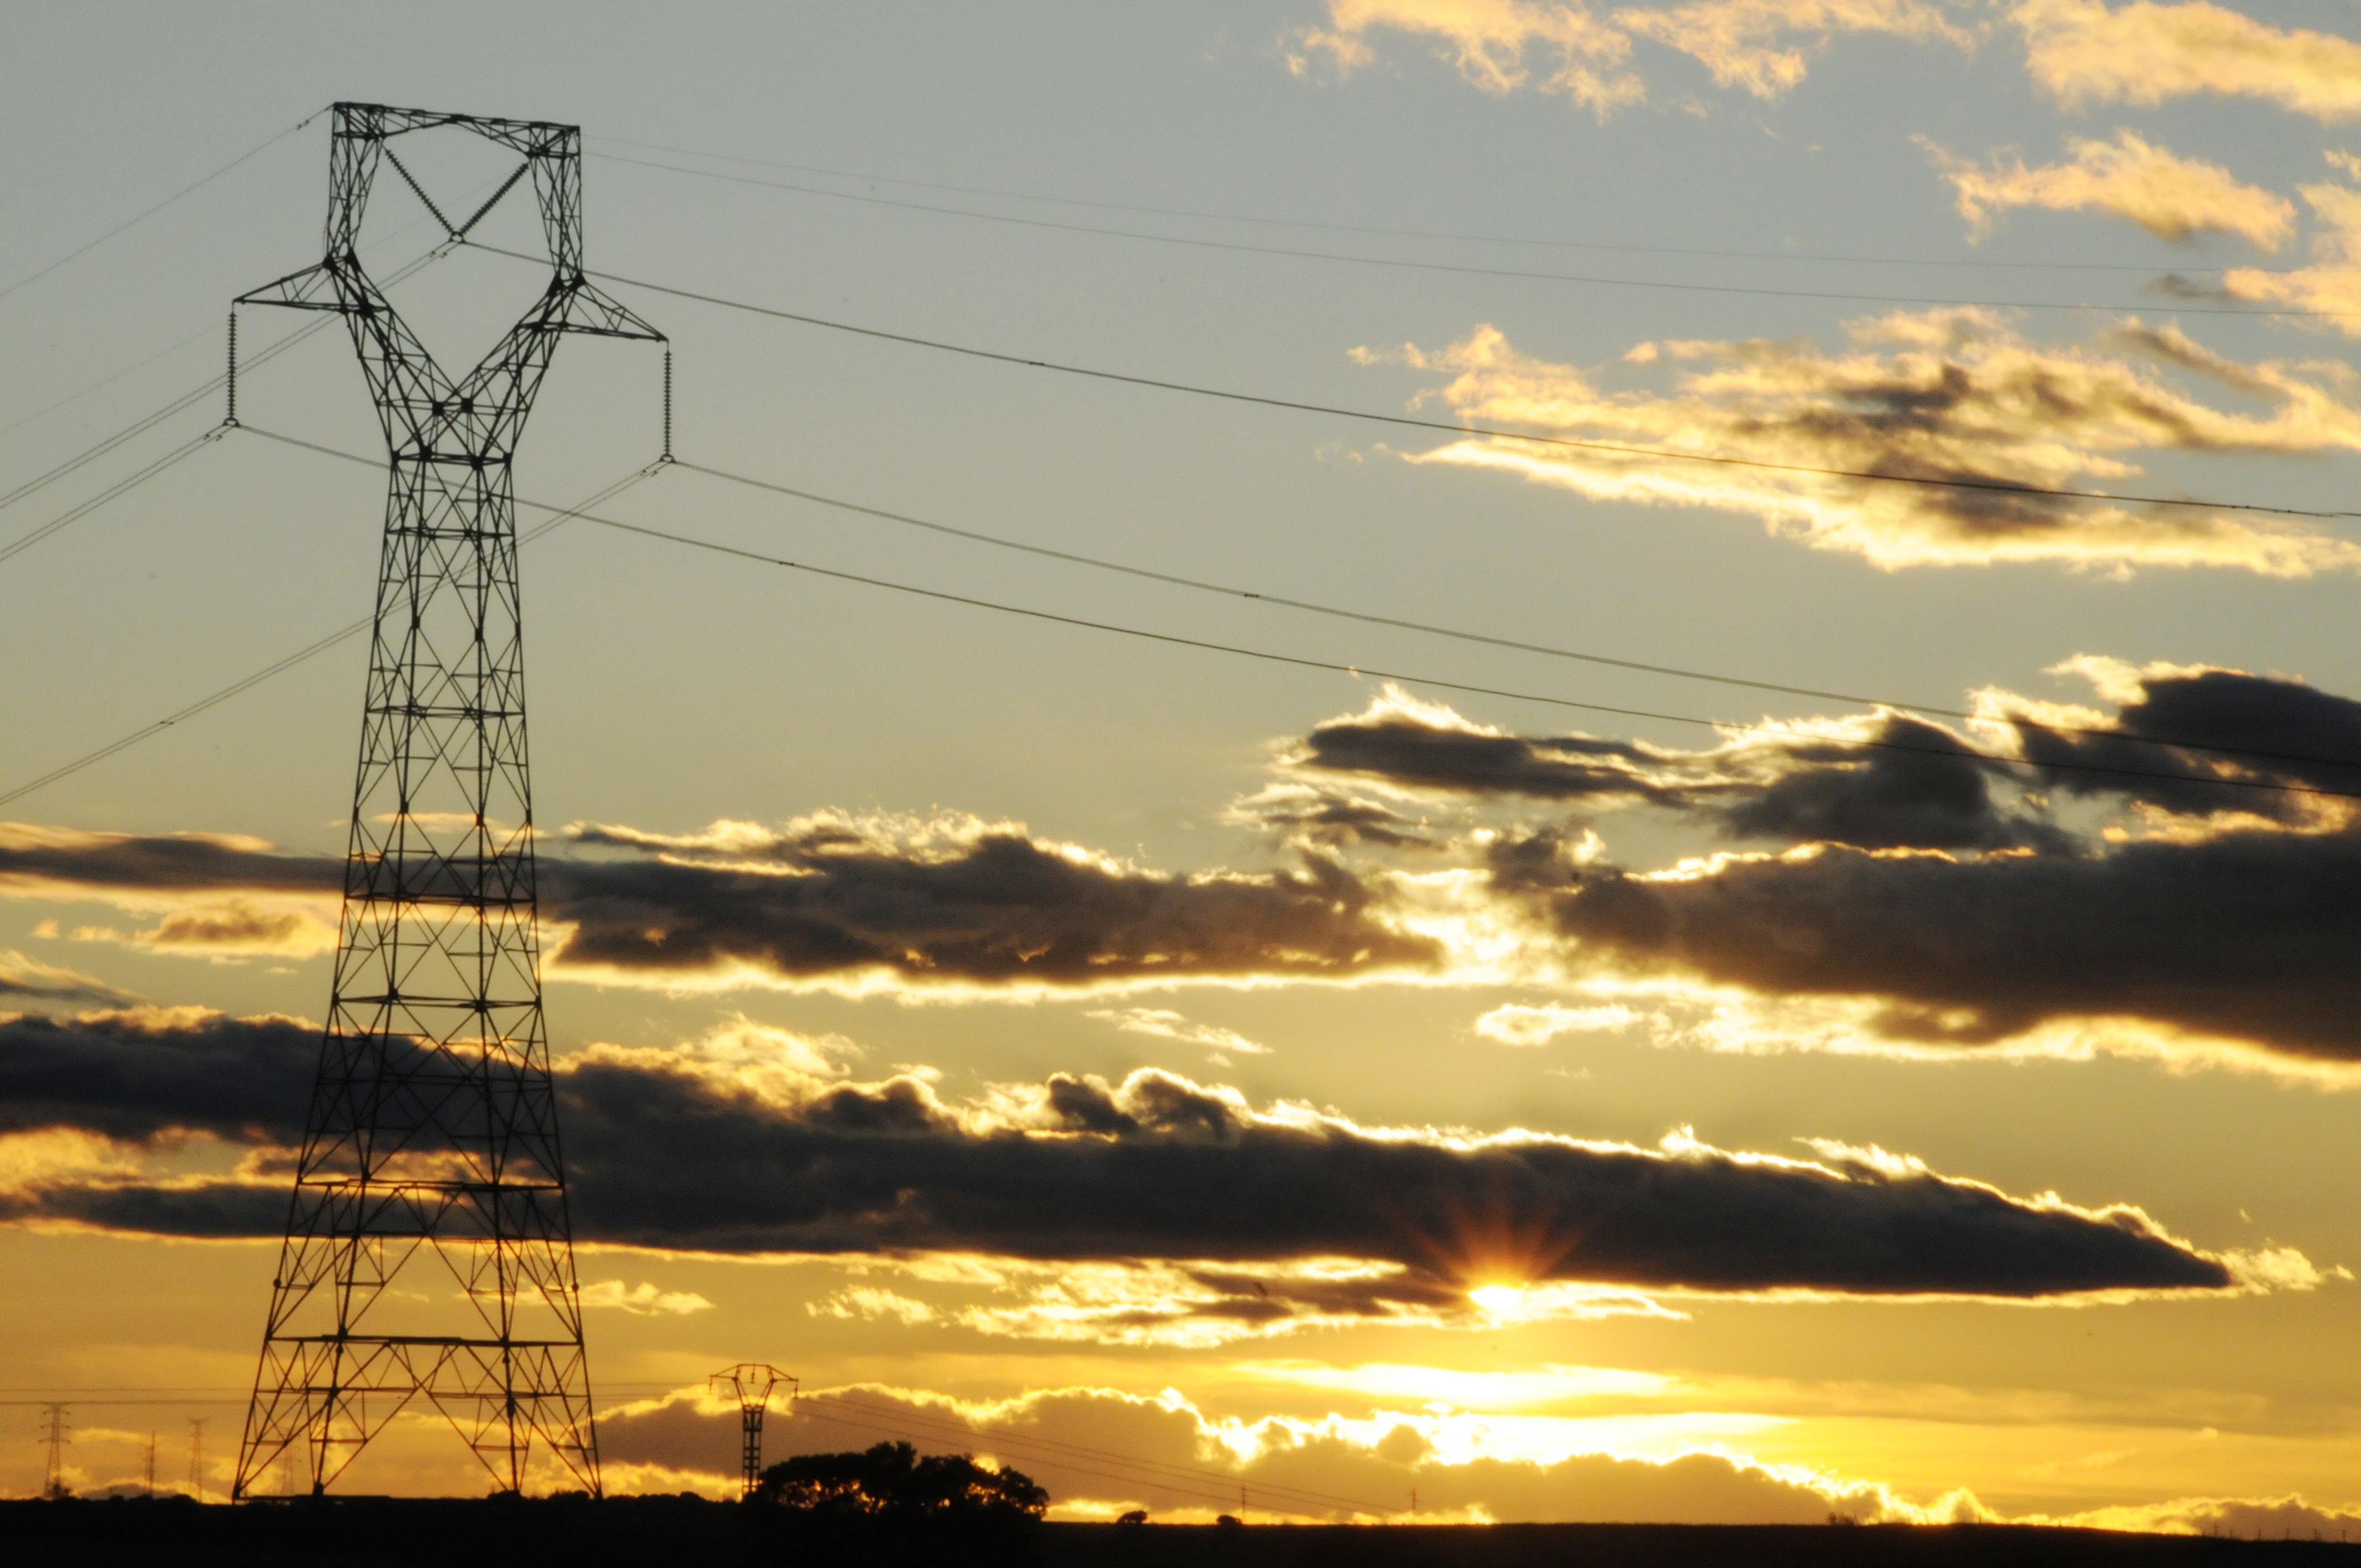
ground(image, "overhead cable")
xmin=237 ymin=424 xmax=2361 ymax=805
xmin=591 ymin=134 xmax=2309 ymax=277
xmin=0 ymin=249 xmax=442 ymax=524
xmin=597 ymin=150 xmax=2347 ymax=320
xmin=0 ymin=459 xmax=660 ymax=810
xmin=0 ymin=427 xmax=225 ymax=567
xmin=471 ymin=245 xmax=2361 ymax=524
xmin=0 ymin=110 xmax=322 ymax=303
xmin=674 ymin=458 xmax=2361 ymax=775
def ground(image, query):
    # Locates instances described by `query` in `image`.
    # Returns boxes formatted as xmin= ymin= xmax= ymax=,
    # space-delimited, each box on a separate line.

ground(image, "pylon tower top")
xmin=231 ymin=104 xmax=660 ymax=1502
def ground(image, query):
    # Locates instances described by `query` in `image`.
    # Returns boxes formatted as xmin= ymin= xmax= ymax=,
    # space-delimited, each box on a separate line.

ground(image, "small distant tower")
xmin=39 ymin=1402 xmax=68 ymax=1499
xmin=711 ymin=1364 xmax=797 ymax=1499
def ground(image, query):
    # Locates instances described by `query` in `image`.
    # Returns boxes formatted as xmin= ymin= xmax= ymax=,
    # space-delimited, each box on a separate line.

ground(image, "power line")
xmin=596 ymin=151 xmax=2346 ymax=322
xmin=0 ymin=427 xmax=225 ymax=567
xmin=0 ymin=460 xmax=659 ymax=809
xmin=0 ymin=111 xmax=321 ymax=303
xmin=0 ymin=248 xmax=443 ymax=527
xmin=0 ymin=176 xmax=473 ymax=443
xmin=474 ymin=245 xmax=2361 ymax=524
xmin=239 ymin=424 xmax=2361 ymax=805
xmin=0 ymin=249 xmax=450 ymax=570
xmin=673 ymin=458 xmax=2361 ymax=776
xmin=591 ymin=134 xmax=2294 ymax=277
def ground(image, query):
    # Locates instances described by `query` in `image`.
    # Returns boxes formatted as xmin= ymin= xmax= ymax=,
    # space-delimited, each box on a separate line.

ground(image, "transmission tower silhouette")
xmin=229 ymin=102 xmax=663 ymax=1501
xmin=711 ymin=1365 xmax=796 ymax=1499
xmin=39 ymin=1402 xmax=69 ymax=1499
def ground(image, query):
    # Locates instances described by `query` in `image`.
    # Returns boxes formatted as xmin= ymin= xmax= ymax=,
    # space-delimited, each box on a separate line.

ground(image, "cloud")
xmin=0 ymin=1008 xmax=314 ymax=1147
xmin=0 ymin=813 xmax=1441 ymax=999
xmin=597 ymin=1381 xmax=1986 ymax=1523
xmin=579 ymin=1279 xmax=714 ymax=1316
xmin=0 ymin=1023 xmax=2256 ymax=1304
xmin=1921 ymin=130 xmax=2295 ymax=248
xmin=1089 ymin=1007 xmax=1272 ymax=1056
xmin=2042 ymin=1494 xmax=2361 ymax=1538
xmin=1288 ymin=0 xmax=1968 ymax=114
xmin=1290 ymin=0 xmax=1646 ymax=116
xmin=1290 ymin=688 xmax=2063 ymax=852
xmin=1222 ymin=783 xmax=1445 ymax=850
xmin=549 ymin=812 xmax=1438 ymax=995
xmin=1475 ymin=1001 xmax=1645 ymax=1045
xmin=2222 ymin=176 xmax=2361 ymax=336
xmin=0 ymin=950 xmax=133 ymax=1006
xmin=1356 ymin=314 xmax=2361 ymax=575
xmin=2015 ymin=0 xmax=2361 ymax=122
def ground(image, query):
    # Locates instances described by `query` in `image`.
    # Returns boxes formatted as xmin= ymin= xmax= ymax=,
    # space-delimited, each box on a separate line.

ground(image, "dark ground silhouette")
xmin=3 ymin=1496 xmax=2357 ymax=1566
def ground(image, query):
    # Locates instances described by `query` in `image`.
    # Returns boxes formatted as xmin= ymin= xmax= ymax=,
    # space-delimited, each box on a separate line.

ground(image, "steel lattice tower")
xmin=231 ymin=103 xmax=662 ymax=1500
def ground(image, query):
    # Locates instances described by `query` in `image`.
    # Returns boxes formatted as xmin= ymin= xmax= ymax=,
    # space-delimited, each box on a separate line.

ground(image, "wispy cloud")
xmin=1356 ymin=312 xmax=2361 ymax=575
xmin=1288 ymin=0 xmax=1968 ymax=113
xmin=1921 ymin=129 xmax=2295 ymax=248
xmin=1089 ymin=1006 xmax=1272 ymax=1056
xmin=2222 ymin=169 xmax=2361 ymax=335
xmin=2015 ymin=0 xmax=2361 ymax=122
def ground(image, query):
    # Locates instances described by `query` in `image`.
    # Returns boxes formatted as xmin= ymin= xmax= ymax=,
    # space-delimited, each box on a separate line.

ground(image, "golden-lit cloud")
xmin=578 ymin=1278 xmax=715 ymax=1316
xmin=0 ymin=949 xmax=132 ymax=1005
xmin=1089 ymin=1006 xmax=1272 ymax=1057
xmin=1290 ymin=0 xmax=1645 ymax=117
xmin=2222 ymin=170 xmax=2361 ymax=334
xmin=1475 ymin=1000 xmax=1645 ymax=1045
xmin=1357 ymin=313 xmax=2361 ymax=574
xmin=2015 ymin=0 xmax=2361 ymax=121
xmin=596 ymin=1379 xmax=1989 ymax=1523
xmin=1287 ymin=0 xmax=1967 ymax=113
xmin=1921 ymin=129 xmax=2295 ymax=247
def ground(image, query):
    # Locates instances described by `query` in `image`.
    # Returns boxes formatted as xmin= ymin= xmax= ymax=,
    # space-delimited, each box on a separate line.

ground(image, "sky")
xmin=7 ymin=0 xmax=2361 ymax=1533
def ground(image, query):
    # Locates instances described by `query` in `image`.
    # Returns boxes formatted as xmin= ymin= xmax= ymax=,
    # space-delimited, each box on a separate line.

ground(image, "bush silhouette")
xmin=754 ymin=1441 xmax=1047 ymax=1524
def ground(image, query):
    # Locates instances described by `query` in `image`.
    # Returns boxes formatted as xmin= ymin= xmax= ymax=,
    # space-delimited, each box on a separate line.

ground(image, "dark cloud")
xmin=0 ymin=1010 xmax=314 ymax=1145
xmin=0 ymin=818 xmax=1439 ymax=993
xmin=0 ymin=1025 xmax=2239 ymax=1299
xmin=1713 ymin=715 xmax=2063 ymax=852
xmin=1289 ymin=697 xmax=2052 ymax=852
xmin=0 ymin=826 xmax=340 ymax=896
xmin=1292 ymin=707 xmax=1686 ymax=804
xmin=1225 ymin=785 xmax=1443 ymax=850
xmin=1538 ymin=827 xmax=2361 ymax=1058
xmin=2006 ymin=666 xmax=2361 ymax=817
xmin=546 ymin=824 xmax=1433 ymax=989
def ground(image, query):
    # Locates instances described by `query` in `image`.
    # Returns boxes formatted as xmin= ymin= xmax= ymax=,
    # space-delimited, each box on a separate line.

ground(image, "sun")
xmin=1468 ymin=1283 xmax=1527 ymax=1316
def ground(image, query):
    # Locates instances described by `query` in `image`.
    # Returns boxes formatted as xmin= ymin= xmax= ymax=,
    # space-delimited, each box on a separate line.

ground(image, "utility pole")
xmin=188 ymin=1418 xmax=208 ymax=1504
xmin=38 ymin=1402 xmax=68 ymax=1499
xmin=711 ymin=1365 xmax=796 ymax=1499
xmin=227 ymin=102 xmax=663 ymax=1502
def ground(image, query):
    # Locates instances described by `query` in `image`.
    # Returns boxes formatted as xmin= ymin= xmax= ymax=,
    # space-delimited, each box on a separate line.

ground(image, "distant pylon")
xmin=38 ymin=1402 xmax=68 ymax=1499
xmin=711 ymin=1365 xmax=797 ymax=1498
xmin=229 ymin=102 xmax=663 ymax=1501
xmin=187 ymin=1418 xmax=206 ymax=1504
xmin=145 ymin=1431 xmax=156 ymax=1498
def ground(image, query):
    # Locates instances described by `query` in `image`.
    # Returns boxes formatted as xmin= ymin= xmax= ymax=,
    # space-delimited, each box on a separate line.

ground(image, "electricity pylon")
xmin=231 ymin=102 xmax=662 ymax=1500
xmin=711 ymin=1365 xmax=797 ymax=1499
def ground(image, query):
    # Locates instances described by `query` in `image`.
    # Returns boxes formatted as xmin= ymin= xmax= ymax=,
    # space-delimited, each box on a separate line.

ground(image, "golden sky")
xmin=6 ymin=0 xmax=2361 ymax=1535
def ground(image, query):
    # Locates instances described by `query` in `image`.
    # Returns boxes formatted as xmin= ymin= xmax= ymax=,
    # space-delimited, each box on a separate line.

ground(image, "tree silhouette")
xmin=754 ymin=1441 xmax=1047 ymax=1524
